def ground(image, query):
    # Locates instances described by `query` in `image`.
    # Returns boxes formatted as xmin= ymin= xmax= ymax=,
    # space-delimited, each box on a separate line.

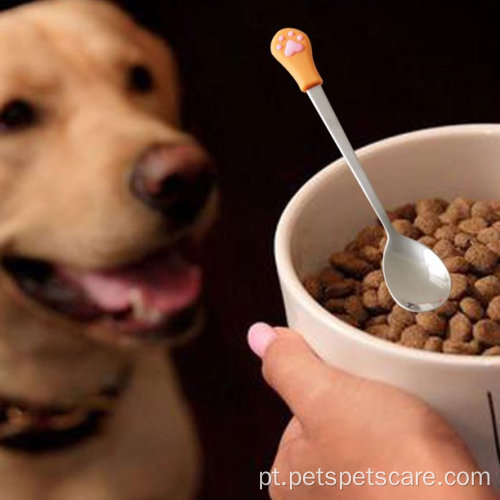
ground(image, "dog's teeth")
xmin=141 ymin=306 xmax=162 ymax=324
xmin=145 ymin=308 xmax=162 ymax=324
xmin=129 ymin=288 xmax=162 ymax=324
xmin=130 ymin=288 xmax=145 ymax=318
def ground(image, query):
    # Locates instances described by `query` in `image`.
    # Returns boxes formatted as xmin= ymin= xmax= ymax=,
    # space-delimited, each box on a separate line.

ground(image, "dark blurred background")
xmin=6 ymin=0 xmax=500 ymax=498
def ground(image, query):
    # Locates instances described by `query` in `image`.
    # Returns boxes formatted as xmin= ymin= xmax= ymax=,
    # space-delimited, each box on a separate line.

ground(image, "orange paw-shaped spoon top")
xmin=270 ymin=28 xmax=323 ymax=92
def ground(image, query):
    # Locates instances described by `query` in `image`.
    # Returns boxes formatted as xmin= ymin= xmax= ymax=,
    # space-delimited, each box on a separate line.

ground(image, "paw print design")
xmin=270 ymin=28 xmax=323 ymax=92
xmin=275 ymin=30 xmax=305 ymax=57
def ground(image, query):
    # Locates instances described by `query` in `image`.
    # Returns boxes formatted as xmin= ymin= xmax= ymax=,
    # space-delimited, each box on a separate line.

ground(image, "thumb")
xmin=248 ymin=323 xmax=348 ymax=424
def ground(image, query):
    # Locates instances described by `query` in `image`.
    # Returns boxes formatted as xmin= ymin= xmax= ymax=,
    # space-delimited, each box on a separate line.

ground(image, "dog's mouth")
xmin=1 ymin=245 xmax=202 ymax=340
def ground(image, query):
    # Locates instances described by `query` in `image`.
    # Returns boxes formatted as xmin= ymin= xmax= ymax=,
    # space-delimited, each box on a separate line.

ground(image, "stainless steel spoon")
xmin=271 ymin=28 xmax=451 ymax=312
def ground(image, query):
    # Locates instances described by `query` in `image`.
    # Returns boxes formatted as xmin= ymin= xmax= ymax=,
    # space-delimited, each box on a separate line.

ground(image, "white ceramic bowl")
xmin=275 ymin=124 xmax=500 ymax=483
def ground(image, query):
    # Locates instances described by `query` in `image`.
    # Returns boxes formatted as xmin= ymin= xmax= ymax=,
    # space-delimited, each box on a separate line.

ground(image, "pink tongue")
xmin=58 ymin=255 xmax=201 ymax=314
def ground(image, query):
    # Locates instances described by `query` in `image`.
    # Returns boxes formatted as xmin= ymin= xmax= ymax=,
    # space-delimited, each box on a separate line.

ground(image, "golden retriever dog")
xmin=0 ymin=0 xmax=217 ymax=498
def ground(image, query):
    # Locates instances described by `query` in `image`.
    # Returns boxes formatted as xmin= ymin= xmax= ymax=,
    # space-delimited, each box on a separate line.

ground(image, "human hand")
xmin=248 ymin=323 xmax=498 ymax=500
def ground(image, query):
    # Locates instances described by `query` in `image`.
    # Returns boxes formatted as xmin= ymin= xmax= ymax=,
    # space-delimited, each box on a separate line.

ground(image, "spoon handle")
xmin=307 ymin=86 xmax=394 ymax=235
xmin=270 ymin=28 xmax=394 ymax=236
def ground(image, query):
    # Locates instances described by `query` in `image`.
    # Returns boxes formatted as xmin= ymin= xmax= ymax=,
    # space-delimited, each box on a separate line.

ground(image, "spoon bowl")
xmin=382 ymin=234 xmax=451 ymax=312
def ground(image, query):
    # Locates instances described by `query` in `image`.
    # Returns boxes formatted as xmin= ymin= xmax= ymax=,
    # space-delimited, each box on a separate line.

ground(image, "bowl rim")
xmin=275 ymin=123 xmax=500 ymax=368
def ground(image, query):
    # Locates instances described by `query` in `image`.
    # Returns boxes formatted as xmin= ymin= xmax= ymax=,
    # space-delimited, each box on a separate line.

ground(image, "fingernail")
xmin=247 ymin=322 xmax=277 ymax=358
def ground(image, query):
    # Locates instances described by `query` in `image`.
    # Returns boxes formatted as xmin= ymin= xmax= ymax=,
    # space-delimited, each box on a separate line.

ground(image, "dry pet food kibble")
xmin=304 ymin=197 xmax=500 ymax=356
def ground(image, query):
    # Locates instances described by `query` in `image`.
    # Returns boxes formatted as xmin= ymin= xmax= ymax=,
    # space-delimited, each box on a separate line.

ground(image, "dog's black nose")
xmin=131 ymin=143 xmax=215 ymax=224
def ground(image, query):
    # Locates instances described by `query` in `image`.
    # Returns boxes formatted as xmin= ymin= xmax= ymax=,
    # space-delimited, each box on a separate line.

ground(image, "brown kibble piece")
xmin=449 ymin=273 xmax=468 ymax=300
xmin=357 ymin=245 xmax=382 ymax=265
xmin=387 ymin=204 xmax=416 ymax=222
xmin=448 ymin=313 xmax=472 ymax=342
xmin=459 ymin=297 xmax=484 ymax=321
xmin=388 ymin=305 xmax=415 ymax=330
xmin=366 ymin=324 xmax=401 ymax=342
xmin=434 ymin=225 xmax=459 ymax=241
xmin=487 ymin=240 xmax=500 ymax=257
xmin=454 ymin=232 xmax=475 ymax=249
xmin=362 ymin=289 xmax=379 ymax=310
xmin=345 ymin=240 xmax=358 ymax=252
xmin=477 ymin=227 xmax=500 ymax=245
xmin=418 ymin=236 xmax=437 ymax=248
xmin=443 ymin=256 xmax=469 ymax=273
xmin=366 ymin=314 xmax=387 ymax=327
xmin=487 ymin=296 xmax=500 ymax=321
xmin=355 ymin=226 xmax=385 ymax=247
xmin=366 ymin=324 xmax=388 ymax=336
xmin=471 ymin=201 xmax=497 ymax=222
xmin=392 ymin=219 xmax=420 ymax=238
xmin=323 ymin=279 xmax=355 ymax=299
xmin=362 ymin=270 xmax=384 ymax=290
xmin=443 ymin=339 xmax=481 ymax=355
xmin=335 ymin=314 xmax=359 ymax=328
xmin=433 ymin=239 xmax=457 ymax=259
xmin=329 ymin=251 xmax=373 ymax=278
xmin=424 ymin=336 xmax=443 ymax=352
xmin=474 ymin=275 xmax=500 ymax=303
xmin=416 ymin=199 xmax=447 ymax=216
xmin=319 ymin=267 xmax=344 ymax=282
xmin=416 ymin=312 xmax=446 ymax=335
xmin=473 ymin=320 xmax=500 ymax=346
xmin=318 ymin=268 xmax=344 ymax=296
xmin=400 ymin=325 xmax=428 ymax=349
xmin=465 ymin=243 xmax=497 ymax=274
xmin=467 ymin=273 xmax=478 ymax=288
xmin=458 ymin=217 xmax=488 ymax=235
xmin=469 ymin=339 xmax=482 ymax=354
xmin=344 ymin=295 xmax=369 ymax=323
xmin=324 ymin=298 xmax=345 ymax=313
xmin=436 ymin=301 xmax=458 ymax=317
xmin=441 ymin=198 xmax=470 ymax=223
xmin=377 ymin=282 xmax=395 ymax=310
xmin=303 ymin=276 xmax=322 ymax=300
xmin=483 ymin=346 xmax=500 ymax=356
xmin=414 ymin=214 xmax=440 ymax=236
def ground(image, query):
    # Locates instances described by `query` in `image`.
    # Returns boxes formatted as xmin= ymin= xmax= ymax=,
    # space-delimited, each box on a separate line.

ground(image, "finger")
xmin=263 ymin=327 xmax=334 ymax=422
xmin=248 ymin=323 xmax=350 ymax=423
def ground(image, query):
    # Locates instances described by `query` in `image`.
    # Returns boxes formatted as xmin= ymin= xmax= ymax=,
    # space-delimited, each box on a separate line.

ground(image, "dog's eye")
xmin=128 ymin=65 xmax=155 ymax=93
xmin=0 ymin=99 xmax=37 ymax=132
